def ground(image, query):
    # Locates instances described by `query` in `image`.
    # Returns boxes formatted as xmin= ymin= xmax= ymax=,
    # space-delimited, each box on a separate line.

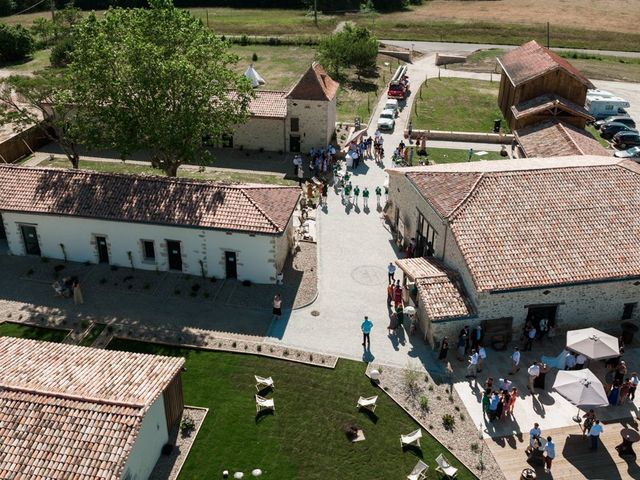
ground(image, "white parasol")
xmin=552 ymin=369 xmax=609 ymax=421
xmin=566 ymin=327 xmax=619 ymax=360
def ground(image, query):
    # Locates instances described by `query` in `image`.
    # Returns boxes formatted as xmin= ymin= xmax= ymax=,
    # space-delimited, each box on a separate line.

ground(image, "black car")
xmin=600 ymin=122 xmax=638 ymax=140
xmin=596 ymin=115 xmax=636 ymax=130
xmin=612 ymin=131 xmax=640 ymax=149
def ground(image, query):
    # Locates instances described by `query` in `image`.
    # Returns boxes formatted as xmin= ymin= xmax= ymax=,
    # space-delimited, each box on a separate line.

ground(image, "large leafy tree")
xmin=69 ymin=0 xmax=253 ymax=176
xmin=0 ymin=72 xmax=81 ymax=168
xmin=317 ymin=24 xmax=378 ymax=77
xmin=0 ymin=23 xmax=34 ymax=62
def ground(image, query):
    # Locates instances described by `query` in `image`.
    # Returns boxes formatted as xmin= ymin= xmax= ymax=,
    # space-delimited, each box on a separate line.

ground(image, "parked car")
xmin=384 ymin=99 xmax=399 ymax=117
xmin=600 ymin=122 xmax=638 ymax=140
xmin=614 ymin=146 xmax=640 ymax=158
xmin=612 ymin=131 xmax=640 ymax=149
xmin=377 ymin=109 xmax=396 ymax=131
xmin=595 ymin=115 xmax=636 ymax=130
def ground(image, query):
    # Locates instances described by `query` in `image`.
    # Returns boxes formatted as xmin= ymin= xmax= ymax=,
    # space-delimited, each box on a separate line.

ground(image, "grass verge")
xmin=107 ymin=338 xmax=475 ymax=480
xmin=0 ymin=48 xmax=51 ymax=73
xmin=42 ymin=158 xmax=296 ymax=186
xmin=586 ymin=125 xmax=610 ymax=148
xmin=0 ymin=322 xmax=69 ymax=342
xmin=409 ymin=147 xmax=504 ymax=165
xmin=410 ymin=78 xmax=507 ymax=133
xmin=79 ymin=323 xmax=106 ymax=347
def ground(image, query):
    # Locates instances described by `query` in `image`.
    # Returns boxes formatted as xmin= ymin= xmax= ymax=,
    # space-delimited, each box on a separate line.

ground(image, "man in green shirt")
xmin=362 ymin=187 xmax=370 ymax=208
xmin=375 ymin=186 xmax=382 ymax=206
xmin=353 ymin=185 xmax=360 ymax=207
xmin=344 ymin=182 xmax=352 ymax=205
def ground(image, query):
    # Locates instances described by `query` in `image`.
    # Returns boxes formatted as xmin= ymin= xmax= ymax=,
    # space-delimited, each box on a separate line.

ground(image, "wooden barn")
xmin=497 ymin=41 xmax=594 ymax=130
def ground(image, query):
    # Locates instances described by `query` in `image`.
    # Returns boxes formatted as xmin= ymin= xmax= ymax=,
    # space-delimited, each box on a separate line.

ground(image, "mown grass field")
xmin=409 ymin=78 xmax=507 ymax=133
xmin=412 ymin=147 xmax=505 ymax=165
xmin=451 ymin=48 xmax=640 ymax=83
xmin=107 ymin=338 xmax=475 ymax=480
xmin=0 ymin=322 xmax=69 ymax=342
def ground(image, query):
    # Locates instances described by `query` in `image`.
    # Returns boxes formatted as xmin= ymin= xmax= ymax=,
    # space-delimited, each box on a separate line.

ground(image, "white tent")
xmin=244 ymin=64 xmax=266 ymax=88
xmin=566 ymin=327 xmax=619 ymax=360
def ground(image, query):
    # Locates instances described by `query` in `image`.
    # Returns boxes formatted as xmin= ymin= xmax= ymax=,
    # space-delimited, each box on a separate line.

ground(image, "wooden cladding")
xmin=163 ymin=373 xmax=184 ymax=430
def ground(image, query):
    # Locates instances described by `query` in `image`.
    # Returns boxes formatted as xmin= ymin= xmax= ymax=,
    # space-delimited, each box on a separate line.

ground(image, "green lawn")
xmin=0 ymin=322 xmax=69 ymax=342
xmin=410 ymin=78 xmax=507 ymax=133
xmin=586 ymin=125 xmax=610 ymax=148
xmin=79 ymin=323 xmax=106 ymax=347
xmin=43 ymin=158 xmax=296 ymax=186
xmin=107 ymin=339 xmax=474 ymax=480
xmin=410 ymin=147 xmax=504 ymax=166
xmin=0 ymin=48 xmax=51 ymax=73
xmin=452 ymin=48 xmax=640 ymax=83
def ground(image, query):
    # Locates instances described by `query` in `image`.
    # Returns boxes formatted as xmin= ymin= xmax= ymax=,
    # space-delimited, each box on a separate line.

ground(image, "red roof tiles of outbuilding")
xmin=286 ymin=62 xmax=339 ymax=101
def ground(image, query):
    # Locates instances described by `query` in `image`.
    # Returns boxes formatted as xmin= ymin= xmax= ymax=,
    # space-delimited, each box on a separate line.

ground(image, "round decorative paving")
xmin=350 ymin=265 xmax=388 ymax=286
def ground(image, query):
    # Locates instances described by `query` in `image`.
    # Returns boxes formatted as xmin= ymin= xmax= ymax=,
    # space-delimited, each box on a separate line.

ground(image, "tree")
xmin=0 ymin=72 xmax=82 ymax=168
xmin=0 ymin=0 xmax=16 ymax=17
xmin=69 ymin=0 xmax=254 ymax=176
xmin=317 ymin=24 xmax=378 ymax=77
xmin=0 ymin=24 xmax=34 ymax=62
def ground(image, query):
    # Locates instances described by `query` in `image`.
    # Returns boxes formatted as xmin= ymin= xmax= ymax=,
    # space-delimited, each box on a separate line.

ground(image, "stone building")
xmin=231 ymin=62 xmax=339 ymax=153
xmin=0 ymin=165 xmax=300 ymax=284
xmin=0 ymin=336 xmax=185 ymax=480
xmin=386 ymin=156 xmax=640 ymax=346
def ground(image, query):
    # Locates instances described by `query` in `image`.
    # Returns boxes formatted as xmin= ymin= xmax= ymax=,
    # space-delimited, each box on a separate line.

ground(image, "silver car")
xmin=377 ymin=109 xmax=396 ymax=131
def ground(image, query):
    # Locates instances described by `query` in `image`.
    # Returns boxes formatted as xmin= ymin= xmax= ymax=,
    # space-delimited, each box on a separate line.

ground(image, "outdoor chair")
xmin=254 ymin=375 xmax=274 ymax=391
xmin=406 ymin=460 xmax=428 ymax=480
xmin=400 ymin=428 xmax=422 ymax=448
xmin=255 ymin=395 xmax=275 ymax=414
xmin=435 ymin=453 xmax=458 ymax=478
xmin=356 ymin=395 xmax=378 ymax=413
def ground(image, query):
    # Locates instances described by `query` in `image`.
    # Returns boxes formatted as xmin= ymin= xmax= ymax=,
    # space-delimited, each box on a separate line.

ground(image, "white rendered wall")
xmin=120 ymin=396 xmax=168 ymax=480
xmin=2 ymin=212 xmax=282 ymax=284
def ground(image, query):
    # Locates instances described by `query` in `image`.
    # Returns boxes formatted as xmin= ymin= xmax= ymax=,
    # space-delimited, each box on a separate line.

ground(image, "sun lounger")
xmin=356 ymin=395 xmax=378 ymax=413
xmin=435 ymin=453 xmax=458 ymax=478
xmin=255 ymin=395 xmax=275 ymax=414
xmin=406 ymin=460 xmax=428 ymax=480
xmin=400 ymin=428 xmax=422 ymax=448
xmin=254 ymin=375 xmax=274 ymax=391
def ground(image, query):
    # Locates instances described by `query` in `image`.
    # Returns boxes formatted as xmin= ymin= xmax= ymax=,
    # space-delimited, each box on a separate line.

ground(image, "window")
xmin=142 ymin=240 xmax=155 ymax=261
xmin=622 ymin=303 xmax=637 ymax=320
xmin=290 ymin=117 xmax=299 ymax=132
xmin=416 ymin=212 xmax=436 ymax=257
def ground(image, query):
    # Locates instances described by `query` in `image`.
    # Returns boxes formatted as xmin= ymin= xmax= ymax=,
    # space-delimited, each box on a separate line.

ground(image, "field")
xmin=411 ymin=147 xmax=504 ymax=165
xmin=451 ymin=48 xmax=640 ymax=83
xmin=409 ymin=78 xmax=507 ymax=133
xmin=107 ymin=338 xmax=474 ymax=480
xmin=43 ymin=158 xmax=297 ymax=186
xmin=4 ymin=2 xmax=640 ymax=52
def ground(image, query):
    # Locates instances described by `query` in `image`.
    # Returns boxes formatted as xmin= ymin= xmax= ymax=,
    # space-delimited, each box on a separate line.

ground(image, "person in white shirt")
xmin=499 ymin=377 xmax=512 ymax=392
xmin=528 ymin=362 xmax=540 ymax=393
xmin=565 ymin=352 xmax=577 ymax=370
xmin=544 ymin=436 xmax=556 ymax=472
xmin=630 ymin=372 xmax=639 ymax=401
xmin=466 ymin=349 xmax=479 ymax=378
xmin=588 ymin=420 xmax=604 ymax=450
xmin=575 ymin=353 xmax=587 ymax=370
xmin=509 ymin=347 xmax=521 ymax=374
xmin=524 ymin=325 xmax=537 ymax=351
xmin=387 ymin=262 xmax=396 ymax=284
xmin=527 ymin=423 xmax=542 ymax=453
xmin=477 ymin=345 xmax=487 ymax=372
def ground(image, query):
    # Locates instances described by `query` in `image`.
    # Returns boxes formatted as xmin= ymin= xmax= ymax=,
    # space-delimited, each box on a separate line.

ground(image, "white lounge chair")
xmin=400 ymin=428 xmax=422 ymax=448
xmin=255 ymin=395 xmax=275 ymax=413
xmin=407 ymin=460 xmax=428 ymax=480
xmin=435 ymin=453 xmax=458 ymax=478
xmin=254 ymin=375 xmax=274 ymax=391
xmin=356 ymin=395 xmax=378 ymax=413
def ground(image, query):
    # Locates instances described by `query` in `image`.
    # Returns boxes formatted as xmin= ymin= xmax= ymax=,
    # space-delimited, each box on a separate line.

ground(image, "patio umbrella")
xmin=552 ymin=369 xmax=609 ymax=421
xmin=566 ymin=327 xmax=619 ymax=360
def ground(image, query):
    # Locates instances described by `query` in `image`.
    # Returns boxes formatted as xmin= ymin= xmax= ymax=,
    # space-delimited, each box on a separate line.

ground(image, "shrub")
xmin=50 ymin=35 xmax=75 ymax=68
xmin=180 ymin=415 xmax=195 ymax=435
xmin=402 ymin=362 xmax=420 ymax=394
xmin=252 ymin=52 xmax=258 ymax=61
xmin=419 ymin=394 xmax=429 ymax=412
xmin=0 ymin=24 xmax=34 ymax=62
xmin=239 ymin=34 xmax=249 ymax=45
xmin=470 ymin=442 xmax=479 ymax=453
xmin=454 ymin=405 xmax=460 ymax=411
xmin=448 ymin=394 xmax=454 ymax=403
xmin=428 ymin=384 xmax=434 ymax=392
xmin=231 ymin=341 xmax=237 ymax=348
xmin=256 ymin=345 xmax=262 ymax=352
xmin=442 ymin=413 xmax=456 ymax=431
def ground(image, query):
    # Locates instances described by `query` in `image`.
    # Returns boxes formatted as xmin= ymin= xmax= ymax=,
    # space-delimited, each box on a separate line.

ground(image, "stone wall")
xmin=286 ymin=98 xmax=334 ymax=152
xmin=0 ymin=124 xmax=49 ymax=163
xmin=233 ymin=117 xmax=285 ymax=152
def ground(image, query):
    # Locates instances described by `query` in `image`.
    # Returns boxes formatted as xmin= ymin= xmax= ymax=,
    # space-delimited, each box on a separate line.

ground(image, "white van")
xmin=586 ymin=91 xmax=630 ymax=120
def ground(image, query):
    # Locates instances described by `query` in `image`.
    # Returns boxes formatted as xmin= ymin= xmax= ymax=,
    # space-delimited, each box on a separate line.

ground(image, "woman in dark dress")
xmin=495 ymin=391 xmax=504 ymax=420
xmin=438 ymin=337 xmax=449 ymax=360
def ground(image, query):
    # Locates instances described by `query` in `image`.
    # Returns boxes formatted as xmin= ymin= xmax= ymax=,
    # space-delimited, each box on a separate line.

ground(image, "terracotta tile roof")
xmin=416 ymin=272 xmax=475 ymax=322
xmin=515 ymin=120 xmax=609 ymax=158
xmin=392 ymin=156 xmax=640 ymax=291
xmin=511 ymin=93 xmax=593 ymax=121
xmin=0 ymin=337 xmax=184 ymax=407
xmin=498 ymin=40 xmax=593 ymax=88
xmin=396 ymin=256 xmax=452 ymax=280
xmin=0 ymin=390 xmax=141 ymax=480
xmin=0 ymin=166 xmax=300 ymax=235
xmin=406 ymin=171 xmax=482 ymax=217
xmin=286 ymin=62 xmax=339 ymax=101
xmin=249 ymin=90 xmax=287 ymax=118
xmin=0 ymin=337 xmax=184 ymax=479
